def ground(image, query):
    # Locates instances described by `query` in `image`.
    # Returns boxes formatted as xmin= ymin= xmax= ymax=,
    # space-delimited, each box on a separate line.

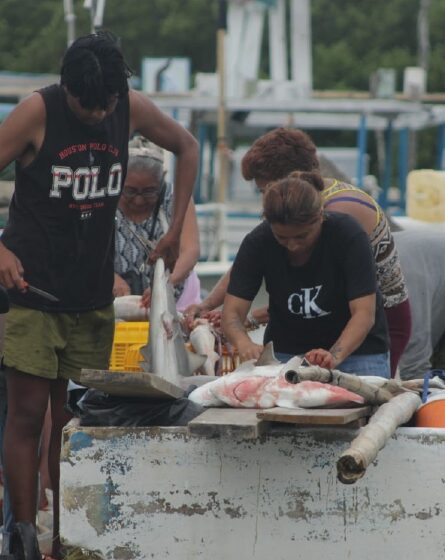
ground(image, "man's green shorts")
xmin=3 ymin=304 xmax=115 ymax=382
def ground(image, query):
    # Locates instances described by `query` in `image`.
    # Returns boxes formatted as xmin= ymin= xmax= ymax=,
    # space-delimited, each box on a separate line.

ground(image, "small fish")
xmin=114 ymin=295 xmax=148 ymax=321
xmin=188 ymin=343 xmax=364 ymax=409
xmin=189 ymin=321 xmax=220 ymax=376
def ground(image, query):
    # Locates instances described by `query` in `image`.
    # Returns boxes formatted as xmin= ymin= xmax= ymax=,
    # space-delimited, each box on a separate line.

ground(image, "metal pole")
xmin=83 ymin=0 xmax=106 ymax=33
xmin=417 ymin=0 xmax=431 ymax=72
xmin=356 ymin=114 xmax=367 ymax=188
xmin=436 ymin=124 xmax=445 ymax=170
xmin=63 ymin=0 xmax=76 ymax=46
xmin=379 ymin=119 xmax=394 ymax=209
xmin=83 ymin=0 xmax=94 ymax=33
xmin=195 ymin=123 xmax=208 ymax=204
xmin=398 ymin=127 xmax=409 ymax=211
xmin=93 ymin=0 xmax=106 ymax=30
xmin=216 ymin=0 xmax=229 ymax=262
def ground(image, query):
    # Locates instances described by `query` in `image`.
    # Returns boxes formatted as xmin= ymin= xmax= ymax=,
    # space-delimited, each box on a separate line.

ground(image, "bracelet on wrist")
xmin=246 ymin=313 xmax=260 ymax=330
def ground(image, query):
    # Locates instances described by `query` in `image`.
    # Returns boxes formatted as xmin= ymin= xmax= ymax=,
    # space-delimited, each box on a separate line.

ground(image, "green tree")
xmin=102 ymin=0 xmax=217 ymax=78
xmin=1 ymin=0 xmax=445 ymax=178
xmin=311 ymin=0 xmax=418 ymax=90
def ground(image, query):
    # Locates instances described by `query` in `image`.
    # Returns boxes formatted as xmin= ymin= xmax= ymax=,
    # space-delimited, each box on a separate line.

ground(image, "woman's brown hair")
xmin=263 ymin=171 xmax=324 ymax=225
xmin=242 ymin=127 xmax=319 ymax=182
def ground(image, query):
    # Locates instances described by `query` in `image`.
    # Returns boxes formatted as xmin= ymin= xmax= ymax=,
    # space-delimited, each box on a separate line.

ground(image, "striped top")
xmin=322 ymin=179 xmax=408 ymax=308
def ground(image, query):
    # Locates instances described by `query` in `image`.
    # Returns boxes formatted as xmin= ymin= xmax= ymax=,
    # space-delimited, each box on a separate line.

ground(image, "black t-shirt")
xmin=228 ymin=212 xmax=389 ymax=356
xmin=2 ymin=84 xmax=129 ymax=312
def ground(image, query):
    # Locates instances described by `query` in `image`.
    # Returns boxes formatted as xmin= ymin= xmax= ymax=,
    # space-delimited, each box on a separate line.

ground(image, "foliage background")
xmin=2 ymin=0 xmax=445 ymax=90
xmin=0 ymin=0 xmax=444 ymax=178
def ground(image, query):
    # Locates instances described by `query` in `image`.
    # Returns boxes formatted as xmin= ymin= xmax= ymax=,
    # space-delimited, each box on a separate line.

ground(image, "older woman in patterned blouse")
xmin=114 ymin=136 xmax=200 ymax=309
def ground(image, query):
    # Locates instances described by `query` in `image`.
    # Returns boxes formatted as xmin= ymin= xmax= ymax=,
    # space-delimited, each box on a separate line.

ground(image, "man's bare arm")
xmin=0 ymin=93 xmax=46 ymax=289
xmin=129 ymin=91 xmax=198 ymax=269
xmin=0 ymin=93 xmax=45 ymax=171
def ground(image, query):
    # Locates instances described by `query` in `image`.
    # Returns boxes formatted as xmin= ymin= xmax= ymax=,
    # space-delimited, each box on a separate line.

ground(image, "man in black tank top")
xmin=0 ymin=32 xmax=198 ymax=559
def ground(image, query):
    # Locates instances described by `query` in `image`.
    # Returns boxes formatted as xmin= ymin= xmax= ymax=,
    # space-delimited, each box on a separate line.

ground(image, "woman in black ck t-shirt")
xmin=222 ymin=171 xmax=390 ymax=378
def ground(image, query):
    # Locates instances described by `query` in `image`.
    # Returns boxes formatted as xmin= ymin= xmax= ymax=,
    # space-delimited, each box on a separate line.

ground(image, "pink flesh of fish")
xmin=199 ymin=375 xmax=364 ymax=409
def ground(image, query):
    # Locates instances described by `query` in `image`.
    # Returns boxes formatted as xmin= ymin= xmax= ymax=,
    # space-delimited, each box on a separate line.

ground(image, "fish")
xmin=189 ymin=320 xmax=220 ymax=376
xmin=188 ymin=342 xmax=364 ymax=409
xmin=139 ymin=258 xmax=206 ymax=386
xmin=114 ymin=295 xmax=149 ymax=321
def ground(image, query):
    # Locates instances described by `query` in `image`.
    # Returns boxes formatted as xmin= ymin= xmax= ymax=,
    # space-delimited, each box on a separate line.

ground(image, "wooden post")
xmin=216 ymin=0 xmax=229 ymax=261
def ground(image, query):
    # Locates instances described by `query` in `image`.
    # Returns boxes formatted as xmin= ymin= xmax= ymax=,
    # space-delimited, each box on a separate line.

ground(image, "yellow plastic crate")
xmin=109 ymin=322 xmax=149 ymax=371
xmin=123 ymin=343 xmax=146 ymax=372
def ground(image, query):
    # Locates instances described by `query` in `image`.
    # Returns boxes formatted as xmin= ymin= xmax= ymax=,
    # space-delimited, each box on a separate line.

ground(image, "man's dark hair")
xmin=60 ymin=31 xmax=133 ymax=109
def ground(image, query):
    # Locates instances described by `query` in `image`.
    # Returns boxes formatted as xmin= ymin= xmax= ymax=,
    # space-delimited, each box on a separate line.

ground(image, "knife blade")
xmin=23 ymin=282 xmax=60 ymax=302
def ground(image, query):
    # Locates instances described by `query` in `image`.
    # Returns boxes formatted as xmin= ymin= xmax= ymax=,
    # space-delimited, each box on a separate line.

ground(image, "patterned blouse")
xmin=322 ymin=179 xmax=408 ymax=308
xmin=114 ymin=184 xmax=185 ymax=300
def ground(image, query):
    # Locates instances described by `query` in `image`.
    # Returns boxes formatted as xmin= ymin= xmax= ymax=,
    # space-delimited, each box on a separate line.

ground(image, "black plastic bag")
xmin=77 ymin=389 xmax=204 ymax=427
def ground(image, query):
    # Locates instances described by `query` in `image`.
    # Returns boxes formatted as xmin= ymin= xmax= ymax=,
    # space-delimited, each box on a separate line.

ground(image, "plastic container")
xmin=123 ymin=343 xmax=146 ymax=372
xmin=187 ymin=342 xmax=239 ymax=376
xmin=406 ymin=169 xmax=445 ymax=222
xmin=415 ymin=391 xmax=445 ymax=428
xmin=109 ymin=322 xmax=149 ymax=371
xmin=220 ymin=346 xmax=240 ymax=375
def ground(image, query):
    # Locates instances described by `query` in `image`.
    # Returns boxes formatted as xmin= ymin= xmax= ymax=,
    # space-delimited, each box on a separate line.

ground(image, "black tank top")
xmin=2 ymin=84 xmax=130 ymax=312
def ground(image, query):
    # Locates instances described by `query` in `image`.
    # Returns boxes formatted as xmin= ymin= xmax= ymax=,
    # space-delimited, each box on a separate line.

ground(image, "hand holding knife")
xmin=22 ymin=281 xmax=60 ymax=302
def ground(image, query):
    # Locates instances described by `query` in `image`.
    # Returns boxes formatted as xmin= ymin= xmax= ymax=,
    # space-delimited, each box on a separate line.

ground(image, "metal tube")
xmin=398 ymin=127 xmax=409 ymax=210
xmin=356 ymin=114 xmax=367 ymax=188
xmin=63 ymin=0 xmax=76 ymax=46
xmin=216 ymin=0 xmax=229 ymax=262
xmin=379 ymin=119 xmax=393 ymax=209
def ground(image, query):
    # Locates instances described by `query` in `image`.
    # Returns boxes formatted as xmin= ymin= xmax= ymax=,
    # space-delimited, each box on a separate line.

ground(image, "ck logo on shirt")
xmin=288 ymin=285 xmax=331 ymax=319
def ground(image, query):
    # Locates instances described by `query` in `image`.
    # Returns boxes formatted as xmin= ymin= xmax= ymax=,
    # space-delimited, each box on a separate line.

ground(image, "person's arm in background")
xmin=170 ymin=200 xmax=200 ymax=285
xmin=185 ymin=277 xmax=270 ymax=327
xmin=305 ymin=293 xmax=376 ymax=368
xmin=324 ymin=194 xmax=377 ymax=237
xmin=199 ymin=269 xmax=231 ymax=312
xmin=141 ymin=200 xmax=200 ymax=309
xmin=113 ymin=273 xmax=131 ymax=297
xmin=183 ymin=269 xmax=231 ymax=327
xmin=129 ymin=90 xmax=198 ymax=271
xmin=247 ymin=306 xmax=269 ymax=328
xmin=222 ymin=294 xmax=263 ymax=362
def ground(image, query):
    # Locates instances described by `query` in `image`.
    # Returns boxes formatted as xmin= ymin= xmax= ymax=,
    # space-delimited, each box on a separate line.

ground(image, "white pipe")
xmin=93 ymin=0 xmax=106 ymax=29
xmin=63 ymin=0 xmax=76 ymax=46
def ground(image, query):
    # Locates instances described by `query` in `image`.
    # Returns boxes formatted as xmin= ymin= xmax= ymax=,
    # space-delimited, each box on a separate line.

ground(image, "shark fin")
xmin=138 ymin=360 xmax=151 ymax=372
xmin=231 ymin=359 xmax=256 ymax=375
xmin=256 ymin=341 xmax=280 ymax=366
